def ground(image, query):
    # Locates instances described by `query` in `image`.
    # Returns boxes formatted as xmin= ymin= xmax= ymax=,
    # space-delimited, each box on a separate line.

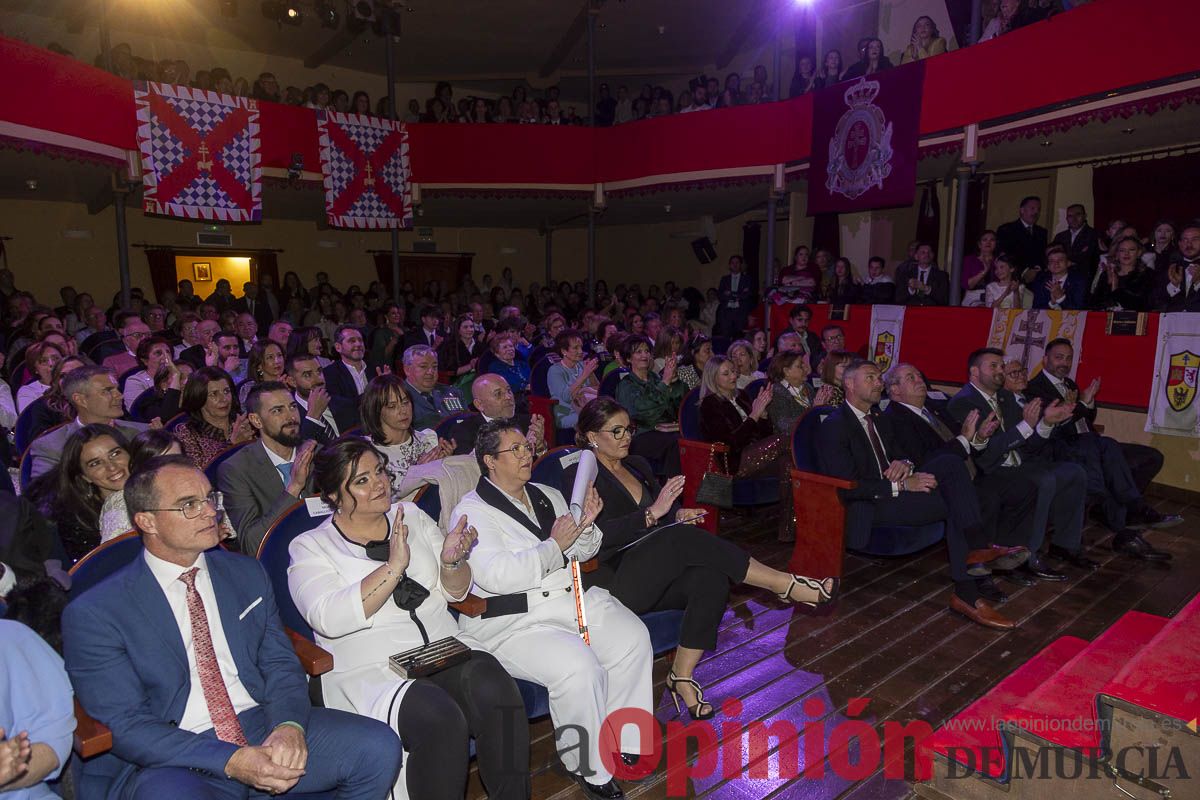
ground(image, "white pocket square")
xmin=238 ymin=597 xmax=263 ymax=620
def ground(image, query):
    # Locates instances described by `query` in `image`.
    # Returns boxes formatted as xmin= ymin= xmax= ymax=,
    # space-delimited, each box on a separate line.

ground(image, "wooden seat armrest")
xmin=580 ymin=557 xmax=599 ymax=573
xmin=790 ymin=467 xmax=856 ymax=491
xmin=73 ymin=699 xmax=113 ymax=758
xmin=448 ymin=593 xmax=487 ymax=617
xmin=286 ymin=627 xmax=333 ymax=676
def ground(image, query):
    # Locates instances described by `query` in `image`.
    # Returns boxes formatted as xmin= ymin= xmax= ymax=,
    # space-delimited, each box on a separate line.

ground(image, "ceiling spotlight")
xmin=218 ymin=0 xmax=237 ymax=17
xmin=284 ymin=4 xmax=302 ymax=24
xmin=316 ymin=0 xmax=339 ymax=28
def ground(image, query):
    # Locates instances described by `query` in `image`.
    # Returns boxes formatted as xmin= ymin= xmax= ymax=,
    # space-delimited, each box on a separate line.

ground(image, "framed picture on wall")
xmin=193 ymin=262 xmax=212 ymax=281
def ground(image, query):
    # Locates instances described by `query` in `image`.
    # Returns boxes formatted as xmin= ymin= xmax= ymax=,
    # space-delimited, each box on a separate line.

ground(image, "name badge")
xmin=306 ymin=497 xmax=333 ymax=517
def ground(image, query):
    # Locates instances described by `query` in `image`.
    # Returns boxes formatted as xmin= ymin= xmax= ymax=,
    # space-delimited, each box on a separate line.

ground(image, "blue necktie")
xmin=277 ymin=462 xmax=293 ymax=485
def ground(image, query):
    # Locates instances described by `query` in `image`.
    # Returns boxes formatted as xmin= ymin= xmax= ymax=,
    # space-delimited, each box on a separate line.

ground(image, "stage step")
xmin=1098 ymin=594 xmax=1200 ymax=799
xmin=1101 ymin=593 xmax=1200 ymax=727
xmin=1006 ymin=610 xmax=1168 ymax=754
xmin=923 ymin=636 xmax=1088 ymax=782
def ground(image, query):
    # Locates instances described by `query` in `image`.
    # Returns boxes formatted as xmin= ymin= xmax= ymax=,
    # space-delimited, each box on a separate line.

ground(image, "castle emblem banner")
xmin=134 ymin=82 xmax=261 ymax=221
xmin=868 ymin=305 xmax=906 ymax=373
xmin=1146 ymin=313 xmax=1200 ymax=437
xmin=807 ymin=62 xmax=924 ymax=215
xmin=317 ymin=111 xmax=413 ymax=230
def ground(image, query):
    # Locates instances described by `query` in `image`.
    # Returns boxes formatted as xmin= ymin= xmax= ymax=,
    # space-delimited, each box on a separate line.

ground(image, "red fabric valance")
xmin=0 ymin=0 xmax=1195 ymax=188
xmin=767 ymin=303 xmax=1159 ymax=409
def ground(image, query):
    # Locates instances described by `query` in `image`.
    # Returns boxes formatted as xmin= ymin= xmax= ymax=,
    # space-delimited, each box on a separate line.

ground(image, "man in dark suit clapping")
xmin=893 ymin=244 xmax=950 ymax=306
xmin=815 ymin=359 xmax=1016 ymax=629
xmin=1030 ymin=246 xmax=1088 ymax=310
xmin=948 ymin=347 xmax=1096 ymax=572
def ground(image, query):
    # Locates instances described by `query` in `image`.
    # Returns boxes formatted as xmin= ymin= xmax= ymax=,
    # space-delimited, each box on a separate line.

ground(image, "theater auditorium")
xmin=0 ymin=0 xmax=1197 ymax=799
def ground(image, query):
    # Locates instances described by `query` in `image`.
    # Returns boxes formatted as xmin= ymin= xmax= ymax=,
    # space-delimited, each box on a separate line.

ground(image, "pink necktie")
xmin=179 ymin=568 xmax=248 ymax=745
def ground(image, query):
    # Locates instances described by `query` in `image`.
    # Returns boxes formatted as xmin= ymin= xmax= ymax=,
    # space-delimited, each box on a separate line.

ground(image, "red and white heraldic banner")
xmin=807 ymin=61 xmax=925 ymax=216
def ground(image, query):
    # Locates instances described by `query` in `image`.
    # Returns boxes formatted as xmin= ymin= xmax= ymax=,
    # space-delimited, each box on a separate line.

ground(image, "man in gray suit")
xmin=217 ymin=382 xmax=315 ymax=555
xmin=29 ymin=365 xmax=147 ymax=479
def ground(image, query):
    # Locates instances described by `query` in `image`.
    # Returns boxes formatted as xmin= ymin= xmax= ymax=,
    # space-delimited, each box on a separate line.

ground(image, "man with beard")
xmin=287 ymin=354 xmax=359 ymax=443
xmin=217 ymin=382 xmax=316 ymax=554
xmin=323 ymin=325 xmax=370 ymax=401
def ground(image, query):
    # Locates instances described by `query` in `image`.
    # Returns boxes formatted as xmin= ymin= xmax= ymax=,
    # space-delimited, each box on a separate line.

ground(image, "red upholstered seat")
xmin=1101 ymin=593 xmax=1200 ymax=727
xmin=1007 ymin=610 xmax=1168 ymax=752
xmin=925 ymin=636 xmax=1087 ymax=780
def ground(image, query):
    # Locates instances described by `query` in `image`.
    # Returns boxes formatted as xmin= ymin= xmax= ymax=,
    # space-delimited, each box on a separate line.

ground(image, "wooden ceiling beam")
xmin=537 ymin=0 xmax=605 ymax=80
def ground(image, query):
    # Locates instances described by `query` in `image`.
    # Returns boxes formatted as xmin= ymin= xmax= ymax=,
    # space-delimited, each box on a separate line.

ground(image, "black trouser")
xmin=975 ymin=469 xmax=1039 ymax=549
xmin=394 ymin=651 xmax=530 ymax=800
xmin=1122 ymin=442 xmax=1164 ymax=495
xmin=606 ymin=525 xmax=751 ymax=651
xmin=1000 ymin=460 xmax=1086 ymax=552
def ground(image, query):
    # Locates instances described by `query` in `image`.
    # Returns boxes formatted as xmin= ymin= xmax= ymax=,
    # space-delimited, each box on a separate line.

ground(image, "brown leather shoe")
xmin=950 ymin=594 xmax=1016 ymax=630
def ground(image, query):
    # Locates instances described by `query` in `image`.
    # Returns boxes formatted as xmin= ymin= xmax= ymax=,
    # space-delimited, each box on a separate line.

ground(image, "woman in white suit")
xmin=288 ymin=437 xmax=530 ymax=800
xmin=451 ymin=418 xmax=653 ymax=800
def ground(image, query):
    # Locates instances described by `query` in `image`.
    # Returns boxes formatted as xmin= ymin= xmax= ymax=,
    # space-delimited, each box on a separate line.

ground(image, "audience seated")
xmin=62 ymin=455 xmax=402 ymax=800
xmin=358 ymin=374 xmax=452 ymax=500
xmin=438 ymin=313 xmax=482 ymax=381
xmin=726 ymin=339 xmax=765 ymax=390
xmin=698 ymin=357 xmax=781 ymax=478
xmin=675 ymin=335 xmax=712 ymax=391
xmin=1031 ymin=245 xmax=1088 ymax=310
xmin=15 ymin=341 xmax=63 ymax=415
xmin=961 ymin=231 xmax=999 ymax=305
xmin=0 ymin=618 xmax=74 ymax=799
xmin=983 ymin=254 xmax=1032 ymax=309
xmin=237 ymin=340 xmax=287 ymax=408
xmin=287 ymin=353 xmax=358 ymax=443
xmin=29 ymin=365 xmax=147 ymax=480
xmin=894 ymin=243 xmax=950 ymax=306
xmin=487 ymin=333 xmax=531 ymax=400
xmin=323 ymin=325 xmax=371 ymax=401
xmin=174 ymin=366 xmax=254 ymax=470
xmin=101 ymin=312 xmax=150 ymax=376
xmin=614 ymin=335 xmax=684 ymax=475
xmin=402 ymin=345 xmax=468 ymax=430
xmin=216 ymin=382 xmax=314 ymax=555
xmin=547 ymin=329 xmax=599 ymax=429
xmin=287 ymin=437 xmax=528 ymax=800
xmin=1024 ymin=339 xmax=1178 ymax=558
xmin=1092 ymin=235 xmax=1152 ymax=311
xmin=899 ymin=16 xmax=948 ymax=63
xmin=451 ymin=419 xmax=651 ymax=799
xmin=815 ymin=359 xmax=1017 ymax=629
xmin=568 ymin=397 xmax=835 ymax=720
xmin=1151 ymin=223 xmax=1200 ymax=312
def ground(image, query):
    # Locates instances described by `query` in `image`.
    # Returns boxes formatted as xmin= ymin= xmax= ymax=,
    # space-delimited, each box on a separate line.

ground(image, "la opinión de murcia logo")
xmin=825 ymin=78 xmax=894 ymax=200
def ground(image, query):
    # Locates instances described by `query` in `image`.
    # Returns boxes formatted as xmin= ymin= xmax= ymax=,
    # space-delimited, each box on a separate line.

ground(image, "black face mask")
xmin=362 ymin=538 xmax=431 ymax=611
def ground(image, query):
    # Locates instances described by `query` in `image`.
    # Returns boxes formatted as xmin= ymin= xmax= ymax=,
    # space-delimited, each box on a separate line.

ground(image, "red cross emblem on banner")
xmin=323 ymin=120 xmax=407 ymax=218
xmin=149 ymin=93 xmax=255 ymax=211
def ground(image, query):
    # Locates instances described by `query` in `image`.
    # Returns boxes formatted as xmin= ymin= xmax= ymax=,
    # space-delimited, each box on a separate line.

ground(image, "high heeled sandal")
xmin=778 ymin=574 xmax=840 ymax=608
xmin=666 ymin=670 xmax=715 ymax=721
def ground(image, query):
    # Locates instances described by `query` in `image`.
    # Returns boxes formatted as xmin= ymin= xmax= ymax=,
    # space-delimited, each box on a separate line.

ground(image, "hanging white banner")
xmin=868 ymin=305 xmax=906 ymax=373
xmin=1146 ymin=313 xmax=1200 ymax=437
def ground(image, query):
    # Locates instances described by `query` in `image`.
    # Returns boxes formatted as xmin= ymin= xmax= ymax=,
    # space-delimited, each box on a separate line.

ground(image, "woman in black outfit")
xmin=564 ymin=398 xmax=837 ymax=721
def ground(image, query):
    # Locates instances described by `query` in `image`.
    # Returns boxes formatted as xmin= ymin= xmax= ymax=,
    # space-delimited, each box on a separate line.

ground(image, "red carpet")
xmin=1102 ymin=594 xmax=1200 ymax=726
xmin=1007 ymin=611 xmax=1168 ymax=751
xmin=926 ymin=636 xmax=1088 ymax=779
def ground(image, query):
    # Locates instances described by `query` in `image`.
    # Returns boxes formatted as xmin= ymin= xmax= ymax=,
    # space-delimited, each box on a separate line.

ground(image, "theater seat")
xmin=68 ymin=530 xmax=333 ymax=767
xmin=204 ymin=441 xmax=249 ymax=487
xmin=676 ymin=387 xmax=778 ymax=536
xmin=597 ymin=368 xmax=627 ymax=398
xmin=19 ymin=421 xmax=66 ymax=489
xmin=788 ymin=406 xmax=944 ymax=578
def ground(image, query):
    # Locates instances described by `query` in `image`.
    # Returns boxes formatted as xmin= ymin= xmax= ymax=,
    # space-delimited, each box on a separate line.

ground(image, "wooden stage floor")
xmin=466 ymin=493 xmax=1198 ymax=800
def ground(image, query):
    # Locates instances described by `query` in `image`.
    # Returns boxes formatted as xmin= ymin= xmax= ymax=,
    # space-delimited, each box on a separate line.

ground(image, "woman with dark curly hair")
xmin=174 ymin=366 xmax=255 ymax=469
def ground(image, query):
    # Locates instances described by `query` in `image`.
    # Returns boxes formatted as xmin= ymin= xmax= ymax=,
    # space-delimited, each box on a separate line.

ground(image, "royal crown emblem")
xmin=825 ymin=78 xmax=894 ymax=200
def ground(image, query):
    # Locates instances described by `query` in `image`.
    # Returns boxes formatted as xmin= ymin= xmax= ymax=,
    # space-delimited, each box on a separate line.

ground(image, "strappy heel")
xmin=666 ymin=670 xmax=715 ymax=721
xmin=778 ymin=574 xmax=840 ymax=608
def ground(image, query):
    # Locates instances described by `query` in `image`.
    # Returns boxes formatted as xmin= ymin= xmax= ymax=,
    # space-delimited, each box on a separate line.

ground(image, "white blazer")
xmin=287 ymin=502 xmax=483 ymax=724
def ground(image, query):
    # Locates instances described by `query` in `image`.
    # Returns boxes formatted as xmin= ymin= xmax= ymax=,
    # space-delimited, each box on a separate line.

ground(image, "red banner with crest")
xmin=134 ymin=82 xmax=261 ymax=221
xmin=317 ymin=111 xmax=412 ymax=230
xmin=807 ymin=62 xmax=925 ymax=216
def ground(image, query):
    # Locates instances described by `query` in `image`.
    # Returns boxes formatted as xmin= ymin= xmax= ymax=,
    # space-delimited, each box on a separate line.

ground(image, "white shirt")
xmin=845 ymin=403 xmax=902 ymax=495
xmin=1044 ymin=372 xmax=1092 ymax=434
xmin=142 ymin=550 xmax=258 ymax=734
xmin=897 ymin=401 xmax=972 ymax=454
xmin=0 ymin=382 xmax=17 ymax=429
xmin=261 ymin=440 xmax=296 ymax=487
xmin=344 ymin=359 xmax=369 ymax=395
xmin=970 ymin=383 xmax=1055 ymax=466
xmin=727 ymin=274 xmax=741 ymax=308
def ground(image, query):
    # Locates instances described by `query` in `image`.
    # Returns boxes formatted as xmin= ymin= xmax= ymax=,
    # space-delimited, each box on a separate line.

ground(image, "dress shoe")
xmin=993 ymin=568 xmax=1035 ymax=587
xmin=1020 ymin=558 xmax=1068 ymax=582
xmin=967 ymin=562 xmax=993 ymax=577
xmin=990 ymin=547 xmax=1030 ymax=571
xmin=567 ymin=774 xmax=625 ymax=800
xmin=950 ymin=594 xmax=1016 ymax=630
xmin=1138 ymin=508 xmax=1184 ymax=530
xmin=1048 ymin=544 xmax=1100 ymax=569
xmin=1112 ymin=531 xmax=1172 ymax=561
xmin=975 ymin=578 xmax=1009 ymax=604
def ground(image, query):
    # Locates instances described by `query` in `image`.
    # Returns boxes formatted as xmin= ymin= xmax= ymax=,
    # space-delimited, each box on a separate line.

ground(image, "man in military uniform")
xmin=402 ymin=344 xmax=467 ymax=429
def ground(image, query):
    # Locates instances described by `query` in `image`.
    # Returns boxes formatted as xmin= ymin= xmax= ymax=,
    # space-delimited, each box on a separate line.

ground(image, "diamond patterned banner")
xmin=317 ymin=111 xmax=412 ymax=230
xmin=134 ymin=82 xmax=262 ymax=222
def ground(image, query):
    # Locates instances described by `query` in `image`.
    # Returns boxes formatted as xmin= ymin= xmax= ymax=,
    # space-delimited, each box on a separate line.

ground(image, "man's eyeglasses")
xmin=148 ymin=491 xmax=223 ymax=520
xmin=601 ymin=424 xmax=638 ymax=440
xmin=495 ymin=443 xmax=534 ymax=458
